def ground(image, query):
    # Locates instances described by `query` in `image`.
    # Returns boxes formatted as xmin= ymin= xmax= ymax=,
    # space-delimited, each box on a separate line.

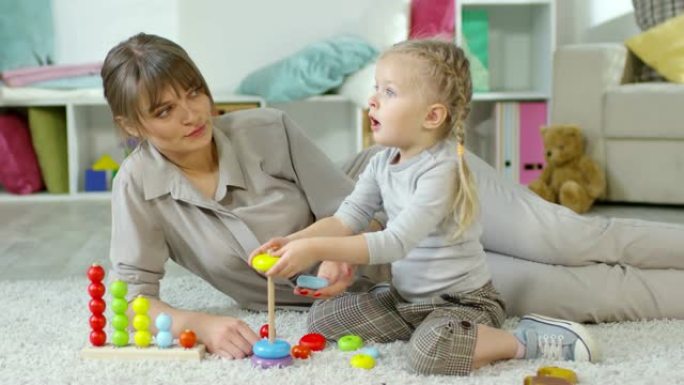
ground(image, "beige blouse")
xmin=109 ymin=108 xmax=353 ymax=309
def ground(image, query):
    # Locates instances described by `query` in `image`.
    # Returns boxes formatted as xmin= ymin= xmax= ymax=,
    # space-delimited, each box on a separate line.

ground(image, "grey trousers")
xmin=342 ymin=147 xmax=684 ymax=323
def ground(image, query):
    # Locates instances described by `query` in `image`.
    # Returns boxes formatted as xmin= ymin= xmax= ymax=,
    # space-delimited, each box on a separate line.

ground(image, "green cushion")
xmin=237 ymin=36 xmax=378 ymax=103
xmin=28 ymin=107 xmax=69 ymax=194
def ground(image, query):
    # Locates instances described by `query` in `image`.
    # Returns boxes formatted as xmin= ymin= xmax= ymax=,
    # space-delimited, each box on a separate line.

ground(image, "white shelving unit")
xmin=0 ymin=91 xmax=263 ymax=202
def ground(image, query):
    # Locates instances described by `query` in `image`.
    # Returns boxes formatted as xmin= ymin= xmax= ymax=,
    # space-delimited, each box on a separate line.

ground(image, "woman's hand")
xmin=267 ymin=238 xmax=320 ymax=278
xmin=295 ymin=261 xmax=355 ymax=299
xmin=249 ymin=237 xmax=290 ymax=265
xmin=194 ymin=313 xmax=260 ymax=359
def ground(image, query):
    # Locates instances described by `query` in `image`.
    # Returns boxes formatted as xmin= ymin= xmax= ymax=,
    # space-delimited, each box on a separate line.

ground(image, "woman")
xmin=103 ymin=33 xmax=684 ymax=359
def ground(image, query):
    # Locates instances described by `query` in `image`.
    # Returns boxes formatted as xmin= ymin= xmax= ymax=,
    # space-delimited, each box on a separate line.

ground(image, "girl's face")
xmin=368 ymin=54 xmax=436 ymax=159
xmin=130 ymin=85 xmax=214 ymax=159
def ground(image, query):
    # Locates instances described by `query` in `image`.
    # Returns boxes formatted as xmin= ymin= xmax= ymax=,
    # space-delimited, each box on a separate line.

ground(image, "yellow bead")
xmin=350 ymin=354 xmax=375 ymax=370
xmin=132 ymin=314 xmax=151 ymax=331
xmin=251 ymin=253 xmax=279 ymax=273
xmin=537 ymin=366 xmax=578 ymax=384
xmin=134 ymin=330 xmax=152 ymax=347
xmin=131 ymin=296 xmax=150 ymax=314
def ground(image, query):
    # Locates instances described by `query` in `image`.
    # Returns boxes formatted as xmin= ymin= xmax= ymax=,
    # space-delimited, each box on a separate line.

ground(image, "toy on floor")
xmin=87 ymin=264 xmax=107 ymax=346
xmin=299 ymin=333 xmax=327 ymax=351
xmin=338 ymin=334 xmax=364 ymax=351
xmin=524 ymin=366 xmax=578 ymax=385
xmin=350 ymin=353 xmax=376 ymax=370
xmin=80 ymin=264 xmax=206 ymax=360
xmin=250 ymin=253 xmax=293 ymax=368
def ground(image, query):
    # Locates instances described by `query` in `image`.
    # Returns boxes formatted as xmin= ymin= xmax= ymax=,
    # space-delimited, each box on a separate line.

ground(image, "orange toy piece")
xmin=179 ymin=330 xmax=197 ymax=348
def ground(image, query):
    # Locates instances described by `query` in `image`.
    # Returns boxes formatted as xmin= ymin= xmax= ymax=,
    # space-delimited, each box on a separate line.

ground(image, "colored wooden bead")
xmin=111 ymin=330 xmax=129 ymax=347
xmin=296 ymin=275 xmax=329 ymax=290
xmin=155 ymin=313 xmax=172 ymax=331
xmin=88 ymin=298 xmax=106 ymax=315
xmin=134 ymin=330 xmax=152 ymax=347
xmin=156 ymin=331 xmax=173 ymax=348
xmin=359 ymin=346 xmax=380 ymax=359
xmin=350 ymin=354 xmax=375 ymax=369
xmin=251 ymin=253 xmax=279 ymax=273
xmin=299 ymin=333 xmax=326 ymax=351
xmin=251 ymin=354 xmax=293 ymax=369
xmin=131 ymin=296 xmax=150 ymax=314
xmin=88 ymin=282 xmax=105 ymax=299
xmin=89 ymin=314 xmax=106 ymax=331
xmin=338 ymin=334 xmax=363 ymax=351
xmin=179 ymin=329 xmax=197 ymax=348
xmin=87 ymin=264 xmax=105 ymax=282
xmin=290 ymin=344 xmax=312 ymax=359
xmin=133 ymin=314 xmax=151 ymax=331
xmin=259 ymin=324 xmax=269 ymax=339
xmin=253 ymin=339 xmax=291 ymax=359
xmin=111 ymin=298 xmax=128 ymax=314
xmin=89 ymin=330 xmax=106 ymax=347
xmin=109 ymin=280 xmax=128 ymax=298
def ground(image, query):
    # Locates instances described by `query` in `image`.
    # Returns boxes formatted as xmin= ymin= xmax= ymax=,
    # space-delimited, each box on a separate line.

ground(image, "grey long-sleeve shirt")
xmin=109 ymin=108 xmax=353 ymax=308
xmin=334 ymin=139 xmax=491 ymax=302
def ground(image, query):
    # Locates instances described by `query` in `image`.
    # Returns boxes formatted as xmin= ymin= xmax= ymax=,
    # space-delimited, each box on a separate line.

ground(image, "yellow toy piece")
xmin=91 ymin=154 xmax=119 ymax=171
xmin=537 ymin=366 xmax=578 ymax=384
xmin=350 ymin=354 xmax=376 ymax=370
xmin=252 ymin=253 xmax=279 ymax=273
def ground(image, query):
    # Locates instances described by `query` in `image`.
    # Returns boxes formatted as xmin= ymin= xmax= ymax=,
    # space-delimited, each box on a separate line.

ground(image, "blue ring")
xmin=253 ymin=338 xmax=291 ymax=359
xmin=296 ymin=275 xmax=329 ymax=290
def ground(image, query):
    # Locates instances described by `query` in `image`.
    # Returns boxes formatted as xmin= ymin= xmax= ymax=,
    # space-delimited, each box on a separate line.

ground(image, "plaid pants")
xmin=307 ymin=281 xmax=506 ymax=376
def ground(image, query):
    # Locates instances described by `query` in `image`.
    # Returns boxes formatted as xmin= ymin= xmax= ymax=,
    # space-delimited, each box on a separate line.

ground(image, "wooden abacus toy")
xmin=250 ymin=254 xmax=293 ymax=368
xmin=80 ymin=264 xmax=206 ymax=361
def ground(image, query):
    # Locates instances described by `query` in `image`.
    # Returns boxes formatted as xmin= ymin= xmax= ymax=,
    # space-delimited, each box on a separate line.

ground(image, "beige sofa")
xmin=551 ymin=44 xmax=684 ymax=204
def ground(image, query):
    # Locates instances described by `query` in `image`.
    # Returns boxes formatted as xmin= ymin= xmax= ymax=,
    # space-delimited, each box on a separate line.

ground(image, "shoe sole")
xmin=522 ymin=313 xmax=602 ymax=363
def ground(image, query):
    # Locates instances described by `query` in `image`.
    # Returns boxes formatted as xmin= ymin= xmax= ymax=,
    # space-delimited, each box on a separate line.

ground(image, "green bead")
xmin=251 ymin=253 xmax=279 ymax=273
xmin=111 ymin=314 xmax=129 ymax=330
xmin=133 ymin=314 xmax=150 ymax=331
xmin=112 ymin=330 xmax=129 ymax=347
xmin=111 ymin=298 xmax=128 ymax=314
xmin=131 ymin=296 xmax=150 ymax=314
xmin=110 ymin=280 xmax=128 ymax=298
xmin=350 ymin=354 xmax=375 ymax=369
xmin=338 ymin=334 xmax=363 ymax=351
xmin=134 ymin=330 xmax=152 ymax=347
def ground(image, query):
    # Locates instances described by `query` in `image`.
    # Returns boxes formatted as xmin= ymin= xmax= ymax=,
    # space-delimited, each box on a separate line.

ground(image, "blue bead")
xmin=296 ymin=275 xmax=329 ymax=290
xmin=360 ymin=346 xmax=380 ymax=359
xmin=155 ymin=313 xmax=172 ymax=331
xmin=156 ymin=331 xmax=173 ymax=348
xmin=253 ymin=338 xmax=291 ymax=359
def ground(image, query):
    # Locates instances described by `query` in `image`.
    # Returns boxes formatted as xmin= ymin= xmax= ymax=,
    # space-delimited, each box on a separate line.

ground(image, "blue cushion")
xmin=0 ymin=0 xmax=54 ymax=72
xmin=237 ymin=36 xmax=378 ymax=103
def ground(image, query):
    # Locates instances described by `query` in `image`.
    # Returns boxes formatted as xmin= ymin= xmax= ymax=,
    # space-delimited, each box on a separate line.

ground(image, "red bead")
xmin=87 ymin=264 xmax=105 ymax=282
xmin=89 ymin=314 xmax=106 ymax=331
xmin=88 ymin=282 xmax=105 ymax=299
xmin=179 ymin=329 xmax=197 ymax=348
xmin=290 ymin=344 xmax=312 ymax=359
xmin=259 ymin=324 xmax=269 ymax=339
xmin=89 ymin=298 xmax=106 ymax=315
xmin=299 ymin=333 xmax=326 ymax=351
xmin=89 ymin=330 xmax=107 ymax=346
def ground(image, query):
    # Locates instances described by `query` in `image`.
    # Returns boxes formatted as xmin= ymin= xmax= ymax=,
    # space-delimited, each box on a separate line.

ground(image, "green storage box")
xmin=28 ymin=107 xmax=69 ymax=193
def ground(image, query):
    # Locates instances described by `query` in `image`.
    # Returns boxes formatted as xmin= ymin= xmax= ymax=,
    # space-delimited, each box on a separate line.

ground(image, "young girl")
xmin=251 ymin=39 xmax=601 ymax=375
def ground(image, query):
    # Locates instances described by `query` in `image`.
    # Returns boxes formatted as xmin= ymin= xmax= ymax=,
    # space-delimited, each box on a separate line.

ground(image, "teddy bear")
xmin=528 ymin=125 xmax=606 ymax=213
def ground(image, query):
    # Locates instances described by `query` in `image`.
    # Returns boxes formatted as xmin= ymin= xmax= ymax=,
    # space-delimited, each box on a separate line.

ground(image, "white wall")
xmin=51 ymin=0 xmax=179 ymax=65
xmin=556 ymin=0 xmax=639 ymax=46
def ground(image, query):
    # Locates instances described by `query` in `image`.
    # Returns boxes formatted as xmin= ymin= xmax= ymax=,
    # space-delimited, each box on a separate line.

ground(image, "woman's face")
xmin=132 ymin=85 xmax=214 ymax=158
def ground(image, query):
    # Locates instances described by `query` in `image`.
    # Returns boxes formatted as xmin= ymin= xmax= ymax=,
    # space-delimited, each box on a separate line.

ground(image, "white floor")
xmin=1 ymin=200 xmax=683 ymax=281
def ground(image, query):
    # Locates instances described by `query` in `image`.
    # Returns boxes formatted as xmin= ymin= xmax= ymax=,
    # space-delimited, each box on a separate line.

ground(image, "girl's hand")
xmin=194 ymin=313 xmax=260 ymax=359
xmin=267 ymin=239 xmax=320 ymax=278
xmin=294 ymin=261 xmax=355 ymax=299
xmin=249 ymin=237 xmax=290 ymax=265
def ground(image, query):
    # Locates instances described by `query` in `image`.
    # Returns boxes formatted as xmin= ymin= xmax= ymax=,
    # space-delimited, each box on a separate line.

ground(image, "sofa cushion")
xmin=605 ymin=139 xmax=684 ymax=203
xmin=626 ymin=13 xmax=684 ymax=83
xmin=604 ymin=83 xmax=684 ymax=138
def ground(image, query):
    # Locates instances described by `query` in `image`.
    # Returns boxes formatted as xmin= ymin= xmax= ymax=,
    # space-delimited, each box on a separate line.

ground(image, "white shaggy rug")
xmin=1 ymin=274 xmax=683 ymax=385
